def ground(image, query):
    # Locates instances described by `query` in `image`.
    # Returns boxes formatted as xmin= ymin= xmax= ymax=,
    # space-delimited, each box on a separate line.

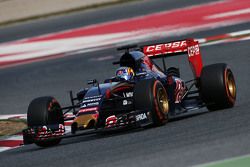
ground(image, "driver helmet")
xmin=116 ymin=67 xmax=135 ymax=81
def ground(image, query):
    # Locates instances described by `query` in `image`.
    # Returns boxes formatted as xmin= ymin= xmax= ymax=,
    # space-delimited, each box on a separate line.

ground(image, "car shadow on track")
xmin=8 ymin=110 xmax=210 ymax=154
xmin=58 ymin=110 xmax=210 ymax=147
xmin=10 ymin=127 xmax=145 ymax=154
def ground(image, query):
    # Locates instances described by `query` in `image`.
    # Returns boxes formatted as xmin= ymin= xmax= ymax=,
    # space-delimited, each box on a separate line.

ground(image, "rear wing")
xmin=143 ymin=39 xmax=203 ymax=78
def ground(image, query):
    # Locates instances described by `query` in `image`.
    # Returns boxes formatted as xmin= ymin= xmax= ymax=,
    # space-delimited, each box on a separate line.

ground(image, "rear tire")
xmin=27 ymin=96 xmax=64 ymax=147
xmin=134 ymin=79 xmax=169 ymax=126
xmin=200 ymin=63 xmax=236 ymax=111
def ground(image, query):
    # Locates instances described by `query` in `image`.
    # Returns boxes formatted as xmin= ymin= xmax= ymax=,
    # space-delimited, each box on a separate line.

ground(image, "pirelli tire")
xmin=200 ymin=63 xmax=236 ymax=111
xmin=134 ymin=79 xmax=169 ymax=126
xmin=27 ymin=96 xmax=64 ymax=147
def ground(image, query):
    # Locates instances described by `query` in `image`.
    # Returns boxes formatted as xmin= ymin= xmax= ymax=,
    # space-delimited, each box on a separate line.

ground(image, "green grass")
xmin=197 ymin=154 xmax=250 ymax=167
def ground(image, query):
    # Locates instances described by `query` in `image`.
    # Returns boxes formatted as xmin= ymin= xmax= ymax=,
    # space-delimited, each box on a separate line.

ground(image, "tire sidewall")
xmin=27 ymin=96 xmax=64 ymax=147
xmin=134 ymin=79 xmax=168 ymax=126
xmin=200 ymin=63 xmax=236 ymax=110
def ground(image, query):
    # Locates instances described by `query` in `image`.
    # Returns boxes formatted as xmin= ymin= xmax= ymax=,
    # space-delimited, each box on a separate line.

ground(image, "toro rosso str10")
xmin=23 ymin=39 xmax=236 ymax=147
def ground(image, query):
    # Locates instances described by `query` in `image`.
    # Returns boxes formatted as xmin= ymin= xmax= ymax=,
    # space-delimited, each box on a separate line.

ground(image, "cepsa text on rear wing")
xmin=143 ymin=39 xmax=203 ymax=78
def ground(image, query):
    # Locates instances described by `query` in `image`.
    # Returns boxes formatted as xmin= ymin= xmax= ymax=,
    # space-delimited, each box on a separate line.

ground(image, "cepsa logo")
xmin=188 ymin=44 xmax=200 ymax=57
xmin=144 ymin=41 xmax=187 ymax=53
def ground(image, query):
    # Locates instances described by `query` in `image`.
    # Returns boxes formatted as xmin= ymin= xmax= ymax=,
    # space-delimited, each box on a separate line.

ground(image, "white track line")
xmin=206 ymin=8 xmax=250 ymax=19
xmin=0 ymin=114 xmax=26 ymax=120
xmin=0 ymin=147 xmax=12 ymax=152
xmin=229 ymin=29 xmax=250 ymax=36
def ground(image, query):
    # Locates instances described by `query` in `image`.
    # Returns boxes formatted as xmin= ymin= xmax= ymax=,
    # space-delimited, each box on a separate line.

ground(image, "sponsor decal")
xmin=145 ymin=41 xmax=187 ymax=53
xmin=123 ymin=100 xmax=128 ymax=105
xmin=105 ymin=115 xmax=118 ymax=128
xmin=174 ymin=78 xmax=186 ymax=103
xmin=188 ymin=44 xmax=200 ymax=57
xmin=122 ymin=99 xmax=132 ymax=106
xmin=81 ymin=102 xmax=99 ymax=108
xmin=136 ymin=113 xmax=147 ymax=121
xmin=82 ymin=98 xmax=101 ymax=103
xmin=78 ymin=107 xmax=98 ymax=114
xmin=123 ymin=92 xmax=133 ymax=97
xmin=83 ymin=95 xmax=102 ymax=100
xmin=87 ymin=102 xmax=99 ymax=106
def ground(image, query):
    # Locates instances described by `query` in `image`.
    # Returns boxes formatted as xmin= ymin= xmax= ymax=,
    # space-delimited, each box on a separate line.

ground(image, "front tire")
xmin=27 ymin=96 xmax=64 ymax=147
xmin=200 ymin=63 xmax=236 ymax=111
xmin=134 ymin=79 xmax=169 ymax=126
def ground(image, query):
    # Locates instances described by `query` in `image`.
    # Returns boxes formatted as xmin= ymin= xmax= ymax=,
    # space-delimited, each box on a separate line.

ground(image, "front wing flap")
xmin=23 ymin=124 xmax=65 ymax=145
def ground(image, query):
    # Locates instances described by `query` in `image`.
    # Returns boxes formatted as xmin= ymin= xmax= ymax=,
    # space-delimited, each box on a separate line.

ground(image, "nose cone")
xmin=73 ymin=108 xmax=99 ymax=129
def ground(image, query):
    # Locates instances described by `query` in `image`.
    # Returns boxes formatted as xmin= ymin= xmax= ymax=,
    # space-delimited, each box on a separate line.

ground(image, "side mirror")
xmin=87 ymin=79 xmax=101 ymax=95
xmin=112 ymin=61 xmax=120 ymax=65
xmin=136 ymin=72 xmax=147 ymax=77
xmin=87 ymin=79 xmax=97 ymax=85
xmin=76 ymin=88 xmax=88 ymax=101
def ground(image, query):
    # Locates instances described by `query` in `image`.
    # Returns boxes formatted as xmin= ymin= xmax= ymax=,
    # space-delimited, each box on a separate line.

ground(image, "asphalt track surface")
xmin=0 ymin=0 xmax=250 ymax=167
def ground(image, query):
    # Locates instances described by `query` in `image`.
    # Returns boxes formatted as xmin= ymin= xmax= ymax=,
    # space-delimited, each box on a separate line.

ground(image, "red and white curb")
xmin=0 ymin=114 xmax=73 ymax=152
xmin=198 ymin=29 xmax=250 ymax=46
xmin=0 ymin=134 xmax=23 ymax=152
xmin=0 ymin=114 xmax=26 ymax=120
xmin=0 ymin=0 xmax=249 ymax=68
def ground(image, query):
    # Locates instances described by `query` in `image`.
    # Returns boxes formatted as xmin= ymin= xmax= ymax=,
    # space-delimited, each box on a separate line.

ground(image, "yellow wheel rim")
xmin=226 ymin=69 xmax=236 ymax=100
xmin=157 ymin=88 xmax=169 ymax=114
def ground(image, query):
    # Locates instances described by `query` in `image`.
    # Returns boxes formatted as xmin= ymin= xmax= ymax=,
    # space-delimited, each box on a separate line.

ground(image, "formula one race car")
xmin=23 ymin=39 xmax=236 ymax=147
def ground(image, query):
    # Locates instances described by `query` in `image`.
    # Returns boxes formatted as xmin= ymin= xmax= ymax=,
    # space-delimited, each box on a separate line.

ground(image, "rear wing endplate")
xmin=143 ymin=39 xmax=203 ymax=78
